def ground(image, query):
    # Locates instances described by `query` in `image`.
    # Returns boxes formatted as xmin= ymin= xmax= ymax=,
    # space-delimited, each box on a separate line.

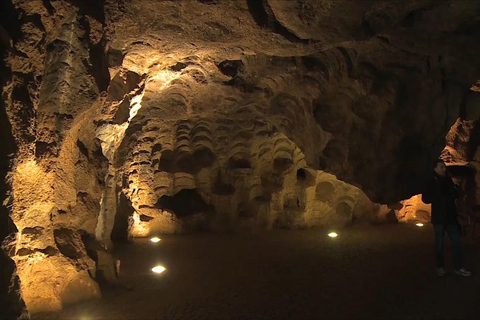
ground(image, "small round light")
xmin=151 ymin=265 xmax=166 ymax=274
xmin=328 ymin=232 xmax=338 ymax=238
xmin=150 ymin=237 xmax=161 ymax=243
xmin=416 ymin=223 xmax=424 ymax=227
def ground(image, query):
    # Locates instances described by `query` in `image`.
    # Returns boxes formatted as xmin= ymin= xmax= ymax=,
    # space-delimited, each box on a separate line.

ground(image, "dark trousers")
xmin=434 ymin=224 xmax=463 ymax=270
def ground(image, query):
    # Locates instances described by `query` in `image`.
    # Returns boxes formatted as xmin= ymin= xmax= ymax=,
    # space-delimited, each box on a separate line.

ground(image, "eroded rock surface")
xmin=1 ymin=0 xmax=480 ymax=316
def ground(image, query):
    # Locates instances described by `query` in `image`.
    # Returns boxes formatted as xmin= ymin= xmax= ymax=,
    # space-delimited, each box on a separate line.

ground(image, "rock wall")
xmin=1 ymin=0 xmax=108 ymax=315
xmin=1 ymin=0 xmax=480 ymax=315
xmin=0 ymin=41 xmax=28 ymax=320
xmin=0 ymin=2 xmax=27 ymax=318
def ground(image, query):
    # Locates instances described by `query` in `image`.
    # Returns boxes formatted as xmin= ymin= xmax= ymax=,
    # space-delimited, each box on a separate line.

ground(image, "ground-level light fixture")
xmin=150 ymin=237 xmax=161 ymax=243
xmin=416 ymin=223 xmax=424 ymax=227
xmin=328 ymin=232 xmax=338 ymax=238
xmin=151 ymin=265 xmax=166 ymax=274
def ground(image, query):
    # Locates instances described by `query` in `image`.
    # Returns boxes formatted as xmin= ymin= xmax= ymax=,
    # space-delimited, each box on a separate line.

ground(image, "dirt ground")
xmin=34 ymin=223 xmax=480 ymax=320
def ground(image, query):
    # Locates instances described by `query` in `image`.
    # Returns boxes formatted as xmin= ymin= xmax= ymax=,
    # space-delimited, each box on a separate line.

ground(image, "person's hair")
xmin=434 ymin=159 xmax=445 ymax=168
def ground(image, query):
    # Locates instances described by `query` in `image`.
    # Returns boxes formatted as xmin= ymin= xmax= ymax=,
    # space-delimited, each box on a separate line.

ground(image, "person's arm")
xmin=421 ymin=178 xmax=434 ymax=204
xmin=447 ymin=176 xmax=460 ymax=199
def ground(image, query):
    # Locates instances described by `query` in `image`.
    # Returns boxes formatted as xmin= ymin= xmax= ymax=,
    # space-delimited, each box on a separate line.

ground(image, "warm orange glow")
xmin=16 ymin=159 xmax=40 ymax=175
xmin=151 ymin=265 xmax=166 ymax=274
xmin=128 ymin=90 xmax=145 ymax=121
xmin=132 ymin=212 xmax=150 ymax=237
xmin=150 ymin=237 xmax=161 ymax=243
xmin=147 ymin=69 xmax=180 ymax=90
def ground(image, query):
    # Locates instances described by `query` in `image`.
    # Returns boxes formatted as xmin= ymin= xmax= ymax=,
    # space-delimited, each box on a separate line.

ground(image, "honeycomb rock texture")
xmin=1 ymin=0 xmax=480 ymax=316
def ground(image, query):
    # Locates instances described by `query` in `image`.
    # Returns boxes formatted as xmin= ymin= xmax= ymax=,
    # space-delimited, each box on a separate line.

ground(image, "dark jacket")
xmin=422 ymin=172 xmax=459 ymax=224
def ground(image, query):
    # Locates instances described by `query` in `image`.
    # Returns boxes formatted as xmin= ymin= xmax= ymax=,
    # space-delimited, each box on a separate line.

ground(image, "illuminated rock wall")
xmin=1 ymin=0 xmax=480 ymax=316
xmin=1 ymin=0 xmax=107 ymax=315
xmin=0 ymin=41 xmax=27 ymax=320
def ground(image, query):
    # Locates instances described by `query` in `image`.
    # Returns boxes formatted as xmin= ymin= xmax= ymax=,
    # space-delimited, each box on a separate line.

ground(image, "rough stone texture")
xmin=1 ymin=0 xmax=106 ymax=315
xmin=0 ymin=88 xmax=28 ymax=319
xmin=100 ymin=0 xmax=480 ymax=203
xmin=0 ymin=2 xmax=27 ymax=318
xmin=441 ymin=117 xmax=480 ymax=217
xmin=396 ymin=194 xmax=431 ymax=223
xmin=1 ymin=0 xmax=480 ymax=315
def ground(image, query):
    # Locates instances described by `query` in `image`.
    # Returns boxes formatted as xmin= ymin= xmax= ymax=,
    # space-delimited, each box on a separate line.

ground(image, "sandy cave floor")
xmin=34 ymin=223 xmax=480 ymax=320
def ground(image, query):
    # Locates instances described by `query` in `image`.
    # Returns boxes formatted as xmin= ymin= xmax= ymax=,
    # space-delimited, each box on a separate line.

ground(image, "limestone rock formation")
xmin=1 ymin=4 xmax=27 ymax=318
xmin=0 ymin=0 xmax=480 ymax=316
xmin=441 ymin=116 xmax=480 ymax=219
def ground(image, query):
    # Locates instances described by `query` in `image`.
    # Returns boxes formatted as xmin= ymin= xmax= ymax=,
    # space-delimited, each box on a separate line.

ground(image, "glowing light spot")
xmin=128 ymin=90 xmax=145 ymax=121
xmin=416 ymin=223 xmax=424 ymax=227
xmin=150 ymin=237 xmax=161 ymax=243
xmin=328 ymin=232 xmax=338 ymax=238
xmin=152 ymin=265 xmax=166 ymax=274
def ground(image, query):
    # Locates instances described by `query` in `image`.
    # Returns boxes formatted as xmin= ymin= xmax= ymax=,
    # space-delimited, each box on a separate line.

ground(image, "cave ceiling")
xmin=3 ymin=0 xmax=480 ymax=204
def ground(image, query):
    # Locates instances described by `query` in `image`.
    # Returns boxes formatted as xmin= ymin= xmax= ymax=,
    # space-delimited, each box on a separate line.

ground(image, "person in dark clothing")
xmin=422 ymin=159 xmax=471 ymax=276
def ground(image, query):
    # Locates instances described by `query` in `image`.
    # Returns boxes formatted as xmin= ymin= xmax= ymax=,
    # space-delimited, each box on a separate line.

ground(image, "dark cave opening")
xmin=111 ymin=192 xmax=135 ymax=243
xmin=156 ymin=189 xmax=212 ymax=218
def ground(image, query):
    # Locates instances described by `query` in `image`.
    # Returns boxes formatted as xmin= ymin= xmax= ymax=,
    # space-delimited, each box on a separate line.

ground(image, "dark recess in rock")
xmin=111 ymin=192 xmax=133 ymax=243
xmin=176 ymin=153 xmax=197 ymax=173
xmin=296 ymin=168 xmax=306 ymax=180
xmin=193 ymin=147 xmax=216 ymax=168
xmin=42 ymin=0 xmax=56 ymax=15
xmin=212 ymin=172 xmax=236 ymax=195
xmin=88 ymin=39 xmax=110 ymax=93
xmin=158 ymin=150 xmax=175 ymax=172
xmin=197 ymin=0 xmax=218 ymax=4
xmin=246 ymin=0 xmax=311 ymax=44
xmin=156 ymin=189 xmax=211 ymax=218
xmin=217 ymin=60 xmax=244 ymax=77
xmin=170 ymin=62 xmax=188 ymax=72
xmin=227 ymin=157 xmax=252 ymax=169
xmin=301 ymin=56 xmax=329 ymax=77
xmin=76 ymin=0 xmax=110 ymax=93
xmin=139 ymin=214 xmax=154 ymax=222
xmin=72 ymin=0 xmax=106 ymax=25
xmin=35 ymin=141 xmax=58 ymax=158
xmin=0 ymin=0 xmax=22 ymax=43
xmin=247 ymin=0 xmax=270 ymax=28
xmin=77 ymin=139 xmax=90 ymax=159
xmin=54 ymin=228 xmax=85 ymax=259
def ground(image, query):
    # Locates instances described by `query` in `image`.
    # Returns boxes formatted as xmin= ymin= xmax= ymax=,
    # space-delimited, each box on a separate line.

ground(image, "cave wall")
xmin=2 ymin=0 xmax=108 ymax=314
xmin=1 ymin=0 xmax=480 ymax=315
xmin=100 ymin=0 xmax=480 ymax=203
xmin=0 ymin=30 xmax=28 ymax=320
xmin=0 ymin=2 xmax=27 ymax=319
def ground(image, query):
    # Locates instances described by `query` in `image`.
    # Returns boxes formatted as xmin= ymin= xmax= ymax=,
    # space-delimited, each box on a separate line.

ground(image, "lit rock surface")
xmin=0 ymin=0 xmax=480 ymax=316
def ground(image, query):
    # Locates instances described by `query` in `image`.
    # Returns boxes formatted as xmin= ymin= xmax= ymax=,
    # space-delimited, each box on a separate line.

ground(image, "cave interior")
xmin=1 ymin=0 xmax=480 ymax=319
